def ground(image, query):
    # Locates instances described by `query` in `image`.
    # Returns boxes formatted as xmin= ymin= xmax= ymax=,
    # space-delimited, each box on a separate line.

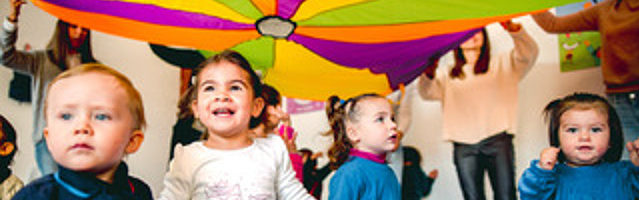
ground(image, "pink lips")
xmin=577 ymin=145 xmax=593 ymax=151
xmin=71 ymin=143 xmax=93 ymax=150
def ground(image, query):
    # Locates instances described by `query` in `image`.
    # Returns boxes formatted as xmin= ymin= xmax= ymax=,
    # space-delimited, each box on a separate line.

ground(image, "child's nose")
xmin=74 ymin=120 xmax=93 ymax=135
xmin=214 ymin=95 xmax=230 ymax=102
xmin=213 ymin=92 xmax=230 ymax=102
xmin=578 ymin=131 xmax=590 ymax=141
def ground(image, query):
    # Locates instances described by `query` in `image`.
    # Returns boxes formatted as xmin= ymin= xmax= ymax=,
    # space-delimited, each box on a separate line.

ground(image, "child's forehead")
xmin=49 ymin=73 xmax=130 ymax=103
xmin=358 ymin=97 xmax=392 ymax=113
xmin=560 ymin=107 xmax=608 ymax=122
xmin=201 ymin=62 xmax=251 ymax=81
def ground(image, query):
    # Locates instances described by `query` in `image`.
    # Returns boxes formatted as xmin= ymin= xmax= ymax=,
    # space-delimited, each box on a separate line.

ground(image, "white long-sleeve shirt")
xmin=417 ymin=28 xmax=538 ymax=144
xmin=159 ymin=134 xmax=314 ymax=200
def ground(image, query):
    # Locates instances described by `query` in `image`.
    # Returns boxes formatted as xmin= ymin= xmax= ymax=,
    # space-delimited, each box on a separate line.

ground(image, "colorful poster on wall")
xmin=556 ymin=0 xmax=602 ymax=72
xmin=285 ymin=97 xmax=325 ymax=115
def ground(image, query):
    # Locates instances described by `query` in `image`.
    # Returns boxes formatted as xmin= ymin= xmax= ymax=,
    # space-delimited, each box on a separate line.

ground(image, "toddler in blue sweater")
xmin=325 ymin=94 xmax=401 ymax=200
xmin=519 ymin=93 xmax=639 ymax=200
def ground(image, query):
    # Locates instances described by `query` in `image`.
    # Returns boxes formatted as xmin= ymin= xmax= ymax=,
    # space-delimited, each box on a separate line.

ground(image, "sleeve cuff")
xmin=3 ymin=17 xmax=16 ymax=32
xmin=508 ymin=26 xmax=527 ymax=38
xmin=529 ymin=160 xmax=556 ymax=177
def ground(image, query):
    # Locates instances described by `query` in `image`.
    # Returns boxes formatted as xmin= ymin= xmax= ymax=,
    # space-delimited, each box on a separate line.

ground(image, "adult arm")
xmin=416 ymin=63 xmax=445 ymax=101
xmin=532 ymin=5 xmax=599 ymax=33
xmin=507 ymin=25 xmax=540 ymax=78
xmin=0 ymin=18 xmax=39 ymax=74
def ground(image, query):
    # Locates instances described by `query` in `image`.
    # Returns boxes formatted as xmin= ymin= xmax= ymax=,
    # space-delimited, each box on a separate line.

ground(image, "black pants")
xmin=453 ymin=132 xmax=515 ymax=200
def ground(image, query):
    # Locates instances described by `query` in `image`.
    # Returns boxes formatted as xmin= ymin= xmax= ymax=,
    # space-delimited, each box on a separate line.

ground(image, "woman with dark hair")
xmin=1 ymin=0 xmax=97 ymax=176
xmin=418 ymin=20 xmax=538 ymax=200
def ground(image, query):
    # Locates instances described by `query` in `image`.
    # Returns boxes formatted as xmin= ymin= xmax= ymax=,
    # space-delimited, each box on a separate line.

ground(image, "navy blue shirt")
xmin=12 ymin=162 xmax=152 ymax=200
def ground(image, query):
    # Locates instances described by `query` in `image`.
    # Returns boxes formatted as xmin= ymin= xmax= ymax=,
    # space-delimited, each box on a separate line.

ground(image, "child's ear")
xmin=251 ymin=97 xmax=265 ymax=118
xmin=346 ymin=126 xmax=360 ymax=143
xmin=43 ymin=127 xmax=50 ymax=140
xmin=0 ymin=142 xmax=14 ymax=156
xmin=124 ymin=130 xmax=144 ymax=154
xmin=191 ymin=100 xmax=199 ymax=119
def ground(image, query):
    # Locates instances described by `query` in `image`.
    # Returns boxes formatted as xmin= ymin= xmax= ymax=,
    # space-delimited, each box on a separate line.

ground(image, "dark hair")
xmin=0 ymin=115 xmax=17 ymax=167
xmin=451 ymin=28 xmax=490 ymax=79
xmin=190 ymin=50 xmax=263 ymax=134
xmin=543 ymin=92 xmax=623 ymax=163
xmin=47 ymin=20 xmax=97 ymax=70
xmin=258 ymin=84 xmax=281 ymax=126
xmin=325 ymin=93 xmax=384 ymax=170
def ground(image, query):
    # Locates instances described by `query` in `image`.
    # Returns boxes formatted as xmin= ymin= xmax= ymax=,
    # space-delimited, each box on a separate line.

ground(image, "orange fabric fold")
xmin=34 ymin=0 xmax=260 ymax=51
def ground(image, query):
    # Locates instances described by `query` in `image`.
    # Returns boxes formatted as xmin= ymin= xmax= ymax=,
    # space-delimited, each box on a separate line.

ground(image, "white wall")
xmin=0 ymin=4 xmax=605 ymax=199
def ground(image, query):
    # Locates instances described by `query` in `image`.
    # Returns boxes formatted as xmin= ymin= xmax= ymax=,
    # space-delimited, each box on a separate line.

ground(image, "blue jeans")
xmin=607 ymin=91 xmax=639 ymax=160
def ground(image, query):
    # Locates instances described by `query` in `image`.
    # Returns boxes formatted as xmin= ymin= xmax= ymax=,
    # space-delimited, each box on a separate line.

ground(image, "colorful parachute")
xmin=34 ymin=0 xmax=579 ymax=100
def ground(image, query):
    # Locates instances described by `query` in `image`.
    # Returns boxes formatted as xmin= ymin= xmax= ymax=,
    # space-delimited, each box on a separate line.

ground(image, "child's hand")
xmin=626 ymin=138 xmax=639 ymax=166
xmin=280 ymin=130 xmax=298 ymax=154
xmin=539 ymin=147 xmax=560 ymax=170
xmin=428 ymin=169 xmax=439 ymax=179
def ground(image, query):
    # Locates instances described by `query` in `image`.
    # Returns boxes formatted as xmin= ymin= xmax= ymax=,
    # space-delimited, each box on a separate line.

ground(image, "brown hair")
xmin=189 ymin=50 xmax=263 ymax=139
xmin=44 ymin=63 xmax=146 ymax=130
xmin=543 ymin=92 xmax=623 ymax=163
xmin=259 ymin=84 xmax=282 ymax=128
xmin=325 ymin=93 xmax=384 ymax=170
xmin=450 ymin=28 xmax=490 ymax=79
xmin=47 ymin=20 xmax=97 ymax=70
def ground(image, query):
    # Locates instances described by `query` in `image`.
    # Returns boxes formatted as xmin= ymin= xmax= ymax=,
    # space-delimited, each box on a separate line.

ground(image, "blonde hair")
xmin=44 ymin=63 xmax=146 ymax=130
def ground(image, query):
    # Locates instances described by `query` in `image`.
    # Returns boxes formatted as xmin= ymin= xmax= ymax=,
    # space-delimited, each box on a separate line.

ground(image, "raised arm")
xmin=417 ymin=60 xmax=444 ymax=101
xmin=532 ymin=6 xmax=599 ymax=34
xmin=1 ymin=0 xmax=39 ymax=74
xmin=504 ymin=21 xmax=539 ymax=77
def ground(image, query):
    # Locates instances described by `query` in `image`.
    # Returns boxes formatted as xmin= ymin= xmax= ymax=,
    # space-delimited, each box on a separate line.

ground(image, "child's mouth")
xmin=388 ymin=133 xmax=399 ymax=142
xmin=213 ymin=108 xmax=235 ymax=116
xmin=577 ymin=146 xmax=593 ymax=151
xmin=71 ymin=143 xmax=93 ymax=150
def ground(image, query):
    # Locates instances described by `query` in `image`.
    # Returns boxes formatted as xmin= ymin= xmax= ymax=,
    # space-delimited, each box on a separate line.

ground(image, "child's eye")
xmin=59 ymin=113 xmax=72 ymax=120
xmin=375 ymin=116 xmax=384 ymax=122
xmin=566 ymin=127 xmax=578 ymax=133
xmin=230 ymin=85 xmax=243 ymax=91
xmin=203 ymin=85 xmax=215 ymax=92
xmin=95 ymin=114 xmax=112 ymax=121
xmin=391 ymin=116 xmax=396 ymax=122
xmin=591 ymin=127 xmax=603 ymax=133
